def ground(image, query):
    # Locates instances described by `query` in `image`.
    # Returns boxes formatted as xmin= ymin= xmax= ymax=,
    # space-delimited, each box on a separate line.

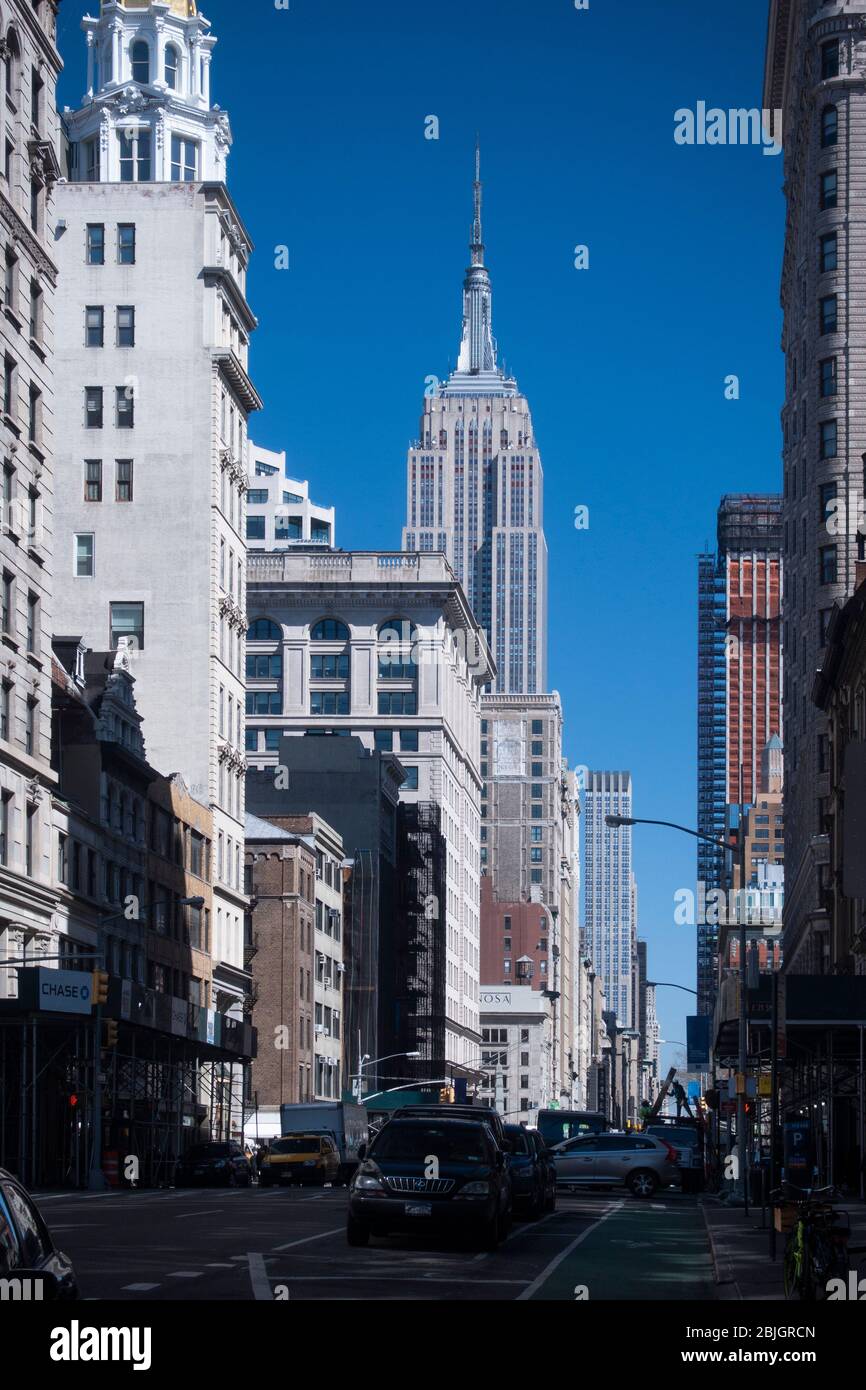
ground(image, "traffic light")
xmin=104 ymin=1018 xmax=118 ymax=1048
xmin=68 ymin=1093 xmax=79 ymax=1109
xmin=91 ymin=970 xmax=109 ymax=1006
xmin=438 ymin=1086 xmax=455 ymax=1104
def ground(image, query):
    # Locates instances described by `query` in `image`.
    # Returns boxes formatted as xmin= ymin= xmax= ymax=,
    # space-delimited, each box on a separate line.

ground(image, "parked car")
xmin=259 ymin=1134 xmax=341 ymax=1187
xmin=504 ymin=1124 xmax=556 ymax=1219
xmin=0 ymin=1169 xmax=79 ymax=1299
xmin=551 ymin=1131 xmax=680 ymax=1197
xmin=644 ymin=1119 xmax=706 ymax=1192
xmin=174 ymin=1141 xmax=252 ymax=1188
xmin=347 ymin=1117 xmax=511 ymax=1250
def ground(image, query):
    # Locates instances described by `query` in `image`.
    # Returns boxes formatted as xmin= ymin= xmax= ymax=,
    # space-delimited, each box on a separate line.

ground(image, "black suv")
xmin=390 ymin=1104 xmax=510 ymax=1152
xmin=348 ymin=1117 xmax=511 ymax=1250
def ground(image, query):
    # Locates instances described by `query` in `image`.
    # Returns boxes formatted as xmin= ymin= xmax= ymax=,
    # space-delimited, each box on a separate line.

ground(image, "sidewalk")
xmin=701 ymin=1196 xmax=866 ymax=1300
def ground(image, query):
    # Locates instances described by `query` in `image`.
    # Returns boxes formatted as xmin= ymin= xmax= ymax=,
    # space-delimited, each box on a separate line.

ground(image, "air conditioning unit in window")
xmin=315 ymin=1023 xmax=325 ymax=1034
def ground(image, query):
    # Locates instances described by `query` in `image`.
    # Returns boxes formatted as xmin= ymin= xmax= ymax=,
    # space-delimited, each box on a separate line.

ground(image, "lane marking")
xmin=265 ymin=1274 xmax=527 ymax=1285
xmin=122 ymin=1283 xmax=160 ymax=1292
xmin=167 ymin=1271 xmax=203 ymax=1279
xmin=516 ymin=1200 xmax=623 ymax=1301
xmin=248 ymin=1252 xmax=272 ymax=1302
xmin=205 ymin=1263 xmax=236 ymax=1269
xmin=473 ymin=1211 xmax=560 ymax=1263
xmin=272 ymin=1227 xmax=344 ymax=1252
xmin=175 ymin=1209 xmax=223 ymax=1219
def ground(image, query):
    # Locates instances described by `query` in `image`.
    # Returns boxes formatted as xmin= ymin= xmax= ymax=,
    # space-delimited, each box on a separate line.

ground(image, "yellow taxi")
xmin=259 ymin=1133 xmax=341 ymax=1186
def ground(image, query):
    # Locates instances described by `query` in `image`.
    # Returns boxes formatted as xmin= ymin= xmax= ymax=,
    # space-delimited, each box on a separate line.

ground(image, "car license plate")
xmin=405 ymin=1202 xmax=432 ymax=1217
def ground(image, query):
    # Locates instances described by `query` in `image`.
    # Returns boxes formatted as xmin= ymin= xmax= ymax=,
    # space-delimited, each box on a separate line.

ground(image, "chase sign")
xmin=20 ymin=968 xmax=93 ymax=1015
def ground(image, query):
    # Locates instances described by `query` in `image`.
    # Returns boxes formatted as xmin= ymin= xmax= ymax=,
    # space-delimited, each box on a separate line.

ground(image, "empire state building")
xmin=402 ymin=149 xmax=548 ymax=694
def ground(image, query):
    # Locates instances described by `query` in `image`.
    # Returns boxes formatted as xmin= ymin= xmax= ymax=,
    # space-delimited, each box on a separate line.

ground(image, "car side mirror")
xmin=357 ymin=1142 xmax=367 ymax=1161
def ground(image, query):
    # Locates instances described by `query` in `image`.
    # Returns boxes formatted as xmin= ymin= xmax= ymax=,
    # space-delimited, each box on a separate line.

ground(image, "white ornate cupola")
xmin=64 ymin=1 xmax=231 ymax=184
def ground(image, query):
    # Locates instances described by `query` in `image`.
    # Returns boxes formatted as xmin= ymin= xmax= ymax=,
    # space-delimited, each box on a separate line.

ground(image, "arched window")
xmin=377 ymin=618 xmax=418 ymax=682
xmin=165 ymin=45 xmax=180 ymax=90
xmin=247 ymin=618 xmax=281 ymax=641
xmin=311 ymin=618 xmax=349 ymax=642
xmin=821 ymin=105 xmax=838 ymax=149
xmin=131 ymin=40 xmax=150 ymax=85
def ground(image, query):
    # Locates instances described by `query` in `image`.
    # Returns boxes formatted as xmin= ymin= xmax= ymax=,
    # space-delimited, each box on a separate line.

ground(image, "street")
xmin=35 ymin=1186 xmax=717 ymax=1302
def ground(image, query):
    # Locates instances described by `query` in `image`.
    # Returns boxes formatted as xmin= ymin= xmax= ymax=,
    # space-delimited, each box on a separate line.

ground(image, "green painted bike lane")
xmin=525 ymin=1199 xmax=717 ymax=1301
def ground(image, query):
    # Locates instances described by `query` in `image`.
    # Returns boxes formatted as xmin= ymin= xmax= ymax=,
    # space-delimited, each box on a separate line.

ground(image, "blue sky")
xmin=58 ymin=0 xmax=784 ymax=1065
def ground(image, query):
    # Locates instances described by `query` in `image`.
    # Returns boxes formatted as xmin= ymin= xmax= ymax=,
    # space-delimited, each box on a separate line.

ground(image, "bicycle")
xmin=771 ymin=1183 xmax=850 ymax=1300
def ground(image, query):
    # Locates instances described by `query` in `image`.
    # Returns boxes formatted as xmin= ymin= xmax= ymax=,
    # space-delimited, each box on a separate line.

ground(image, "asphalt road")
xmin=33 ymin=1184 xmax=717 ymax=1302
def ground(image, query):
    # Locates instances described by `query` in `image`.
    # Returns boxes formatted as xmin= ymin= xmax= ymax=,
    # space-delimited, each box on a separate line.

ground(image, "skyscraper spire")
xmin=471 ymin=136 xmax=484 ymax=266
xmin=453 ymin=140 xmax=500 ymax=383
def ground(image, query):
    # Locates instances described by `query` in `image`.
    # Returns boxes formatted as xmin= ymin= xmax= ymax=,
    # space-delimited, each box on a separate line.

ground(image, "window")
xmin=165 ymin=45 xmax=180 ymax=90
xmin=822 ymin=105 xmax=838 ymax=148
xmin=171 ymin=134 xmax=197 ymax=183
xmin=85 ymin=305 xmax=104 ymax=347
xmin=378 ymin=691 xmax=417 ymax=715
xmin=117 ymin=306 xmax=135 ymax=347
xmin=116 ymin=459 xmax=133 ymax=502
xmin=819 ymin=419 xmax=837 ymax=459
xmin=116 ymin=385 xmax=134 ymax=428
xmin=3 ymin=355 xmax=15 ymax=418
xmin=310 ymin=652 xmax=348 ymax=679
xmin=274 ymin=514 xmax=302 ymax=541
xmin=85 ymin=387 xmax=103 ymax=428
xmin=531 ymin=762 xmax=542 ymax=777
xmin=25 ymin=697 xmax=35 ymax=755
xmin=246 ymin=515 xmax=265 ymax=540
xmin=399 ymin=729 xmax=419 ymax=752
xmin=0 ymin=680 xmax=9 ymax=740
xmin=374 ymin=730 xmax=393 ymax=752
xmin=311 ymin=618 xmax=349 ymax=642
xmin=820 ymin=295 xmax=837 ymax=334
xmin=247 ymin=618 xmax=281 ymax=640
xmin=531 ymin=847 xmax=542 ymax=863
xmin=820 ymin=545 xmax=838 ymax=586
xmin=27 ymin=384 xmax=40 ymax=444
xmin=531 ymin=740 xmax=543 ymax=755
xmin=402 ymin=766 xmax=419 ymax=790
xmin=25 ymin=592 xmax=36 ymax=653
xmin=819 ymin=357 xmax=837 ymax=398
xmin=821 ymin=40 xmax=840 ymax=81
xmin=531 ymin=805 xmax=542 ymax=820
xmin=246 ymin=691 xmax=281 ymax=715
xmin=29 ymin=280 xmax=42 ymax=341
xmin=110 ymin=601 xmax=144 ymax=651
xmin=311 ymin=691 xmax=349 ymax=716
xmin=75 ymin=534 xmax=94 ymax=577
xmin=531 ymin=826 xmax=542 ymax=842
xmin=247 ymin=489 xmax=268 ymax=505
xmin=131 ymin=40 xmax=150 ymax=85
xmin=118 ymin=224 xmax=136 ymax=265
xmin=820 ymin=170 xmax=837 ymax=210
xmin=86 ymin=224 xmax=105 ymax=265
xmin=84 ymin=459 xmax=102 ymax=501
xmin=819 ymin=481 xmax=838 ymax=525
xmin=1 ymin=570 xmax=12 ymax=635
xmin=4 ymin=247 xmax=16 ymax=310
xmin=247 ymin=653 xmax=283 ymax=679
xmin=82 ymin=137 xmax=99 ymax=181
xmin=0 ymin=790 xmax=10 ymax=863
xmin=119 ymin=128 xmax=151 ymax=182
xmin=25 ymin=803 xmax=35 ymax=875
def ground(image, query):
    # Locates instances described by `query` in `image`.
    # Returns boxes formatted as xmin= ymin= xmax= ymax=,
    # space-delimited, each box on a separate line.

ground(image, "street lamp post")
xmin=606 ymin=813 xmax=749 ymax=1209
xmin=352 ymin=1051 xmax=421 ymax=1103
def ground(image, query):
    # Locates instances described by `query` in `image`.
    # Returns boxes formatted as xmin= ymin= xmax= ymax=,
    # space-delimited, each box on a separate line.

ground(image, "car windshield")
xmin=185 ymin=1144 xmax=231 ymax=1160
xmin=647 ymin=1127 xmax=699 ymax=1148
xmin=270 ymin=1138 xmax=320 ymax=1154
xmin=372 ymin=1124 xmax=491 ymax=1164
xmin=505 ymin=1127 xmax=531 ymax=1154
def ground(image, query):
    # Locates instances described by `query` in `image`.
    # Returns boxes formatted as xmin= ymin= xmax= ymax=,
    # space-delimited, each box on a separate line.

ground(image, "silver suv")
xmin=551 ymin=1132 xmax=681 ymax=1197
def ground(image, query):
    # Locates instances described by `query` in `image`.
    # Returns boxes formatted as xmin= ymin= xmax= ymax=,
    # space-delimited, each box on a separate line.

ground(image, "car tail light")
xmin=660 ymin=1140 xmax=679 ymax=1164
